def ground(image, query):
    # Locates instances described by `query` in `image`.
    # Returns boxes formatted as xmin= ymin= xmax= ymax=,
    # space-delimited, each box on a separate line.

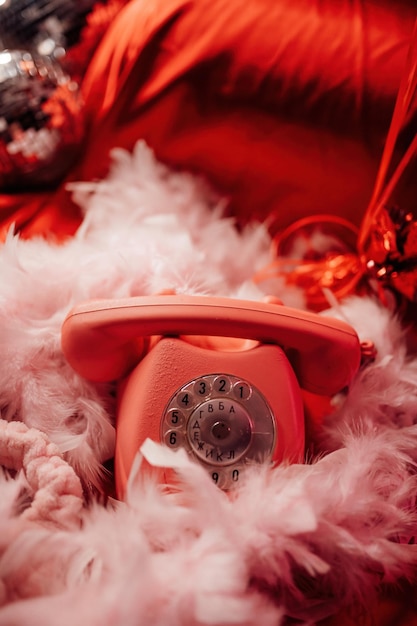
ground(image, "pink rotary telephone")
xmin=61 ymin=295 xmax=361 ymax=497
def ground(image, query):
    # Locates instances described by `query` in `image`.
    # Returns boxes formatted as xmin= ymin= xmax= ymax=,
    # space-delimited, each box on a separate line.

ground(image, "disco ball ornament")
xmin=0 ymin=0 xmax=96 ymax=58
xmin=0 ymin=49 xmax=84 ymax=189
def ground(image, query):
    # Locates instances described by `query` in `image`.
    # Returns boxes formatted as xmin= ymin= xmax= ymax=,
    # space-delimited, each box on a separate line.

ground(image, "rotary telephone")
xmin=61 ymin=295 xmax=361 ymax=497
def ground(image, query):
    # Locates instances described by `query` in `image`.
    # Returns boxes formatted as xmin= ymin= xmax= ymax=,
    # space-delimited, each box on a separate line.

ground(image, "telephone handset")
xmin=61 ymin=295 xmax=361 ymax=496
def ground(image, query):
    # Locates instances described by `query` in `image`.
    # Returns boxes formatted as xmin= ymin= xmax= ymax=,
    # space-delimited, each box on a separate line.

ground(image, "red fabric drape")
xmin=0 ymin=0 xmax=416 ymax=240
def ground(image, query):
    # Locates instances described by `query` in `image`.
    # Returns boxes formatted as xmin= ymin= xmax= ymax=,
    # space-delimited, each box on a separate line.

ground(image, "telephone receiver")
xmin=61 ymin=295 xmax=361 ymax=497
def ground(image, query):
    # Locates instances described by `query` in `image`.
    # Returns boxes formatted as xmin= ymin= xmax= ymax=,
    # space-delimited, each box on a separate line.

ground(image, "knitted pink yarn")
xmin=0 ymin=420 xmax=83 ymax=529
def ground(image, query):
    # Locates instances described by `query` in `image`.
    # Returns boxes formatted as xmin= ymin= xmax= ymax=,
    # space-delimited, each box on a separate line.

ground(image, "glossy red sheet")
xmin=0 ymin=0 xmax=415 ymax=240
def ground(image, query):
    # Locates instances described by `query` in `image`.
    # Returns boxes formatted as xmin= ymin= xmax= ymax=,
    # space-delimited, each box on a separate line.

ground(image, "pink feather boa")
xmin=0 ymin=142 xmax=416 ymax=625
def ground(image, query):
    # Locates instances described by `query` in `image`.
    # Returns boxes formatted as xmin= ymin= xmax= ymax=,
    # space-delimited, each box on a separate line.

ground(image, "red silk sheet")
xmin=0 ymin=0 xmax=415 ymax=240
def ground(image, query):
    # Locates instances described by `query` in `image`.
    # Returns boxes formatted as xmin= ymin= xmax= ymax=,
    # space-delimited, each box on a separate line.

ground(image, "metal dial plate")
xmin=161 ymin=373 xmax=276 ymax=489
